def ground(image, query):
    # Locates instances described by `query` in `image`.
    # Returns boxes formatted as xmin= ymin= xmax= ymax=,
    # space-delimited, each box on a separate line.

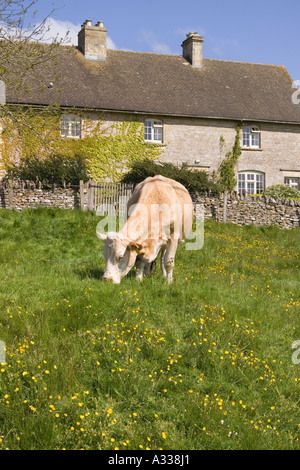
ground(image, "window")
xmin=238 ymin=171 xmax=265 ymax=195
xmin=144 ymin=120 xmax=163 ymax=143
xmin=60 ymin=115 xmax=81 ymax=138
xmin=242 ymin=126 xmax=261 ymax=149
xmin=284 ymin=177 xmax=299 ymax=190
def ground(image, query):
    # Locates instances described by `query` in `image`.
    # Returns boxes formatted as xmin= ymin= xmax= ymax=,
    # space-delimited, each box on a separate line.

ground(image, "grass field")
xmin=0 ymin=207 xmax=299 ymax=450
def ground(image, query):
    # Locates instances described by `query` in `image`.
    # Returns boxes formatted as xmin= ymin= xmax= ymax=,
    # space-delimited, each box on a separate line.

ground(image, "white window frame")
xmin=242 ymin=126 xmax=261 ymax=149
xmin=60 ymin=115 xmax=82 ymax=138
xmin=238 ymin=171 xmax=265 ymax=195
xmin=144 ymin=119 xmax=163 ymax=144
xmin=284 ymin=177 xmax=299 ymax=190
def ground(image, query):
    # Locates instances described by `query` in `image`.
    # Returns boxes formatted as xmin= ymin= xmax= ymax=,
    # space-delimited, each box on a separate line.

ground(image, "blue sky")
xmin=34 ymin=0 xmax=300 ymax=81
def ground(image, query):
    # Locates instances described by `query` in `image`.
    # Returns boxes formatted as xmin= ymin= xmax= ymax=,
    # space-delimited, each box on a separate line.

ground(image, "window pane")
xmin=71 ymin=120 xmax=81 ymax=137
xmin=153 ymin=127 xmax=162 ymax=141
xmin=285 ymin=177 xmax=299 ymax=189
xmin=247 ymin=182 xmax=255 ymax=194
xmin=60 ymin=117 xmax=69 ymax=136
xmin=251 ymin=133 xmax=259 ymax=147
xmin=243 ymin=128 xmax=250 ymax=146
xmin=144 ymin=121 xmax=152 ymax=140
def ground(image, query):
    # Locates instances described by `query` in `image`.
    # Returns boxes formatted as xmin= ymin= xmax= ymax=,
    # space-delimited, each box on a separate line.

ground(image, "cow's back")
xmin=128 ymin=175 xmax=191 ymax=207
xmin=126 ymin=175 xmax=193 ymax=240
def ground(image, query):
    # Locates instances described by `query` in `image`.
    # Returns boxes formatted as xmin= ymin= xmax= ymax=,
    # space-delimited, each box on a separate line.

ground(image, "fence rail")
xmin=80 ymin=180 xmax=134 ymax=213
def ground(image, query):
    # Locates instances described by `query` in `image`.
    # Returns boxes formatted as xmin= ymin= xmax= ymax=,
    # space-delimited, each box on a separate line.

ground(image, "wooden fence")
xmin=80 ymin=180 xmax=134 ymax=214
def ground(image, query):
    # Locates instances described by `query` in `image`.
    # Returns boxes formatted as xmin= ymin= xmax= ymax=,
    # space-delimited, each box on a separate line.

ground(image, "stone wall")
xmin=0 ymin=180 xmax=80 ymax=210
xmin=193 ymin=191 xmax=300 ymax=229
xmin=0 ymin=180 xmax=299 ymax=229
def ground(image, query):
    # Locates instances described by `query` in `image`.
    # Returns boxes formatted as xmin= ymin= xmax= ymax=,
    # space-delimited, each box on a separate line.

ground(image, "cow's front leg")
xmin=135 ymin=256 xmax=146 ymax=281
xmin=160 ymin=246 xmax=167 ymax=277
xmin=163 ymin=239 xmax=178 ymax=283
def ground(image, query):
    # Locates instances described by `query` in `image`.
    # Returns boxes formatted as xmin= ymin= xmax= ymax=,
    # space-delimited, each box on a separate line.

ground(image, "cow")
xmin=97 ymin=175 xmax=193 ymax=284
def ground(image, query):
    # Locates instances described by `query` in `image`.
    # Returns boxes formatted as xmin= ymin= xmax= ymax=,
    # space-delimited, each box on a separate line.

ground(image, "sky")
xmin=32 ymin=0 xmax=300 ymax=82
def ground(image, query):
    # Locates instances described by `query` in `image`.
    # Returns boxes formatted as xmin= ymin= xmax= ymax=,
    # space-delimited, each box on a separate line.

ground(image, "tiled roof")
xmin=6 ymin=46 xmax=300 ymax=124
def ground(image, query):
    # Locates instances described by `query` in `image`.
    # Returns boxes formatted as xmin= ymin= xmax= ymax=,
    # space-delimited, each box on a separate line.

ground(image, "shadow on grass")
xmin=75 ymin=266 xmax=105 ymax=280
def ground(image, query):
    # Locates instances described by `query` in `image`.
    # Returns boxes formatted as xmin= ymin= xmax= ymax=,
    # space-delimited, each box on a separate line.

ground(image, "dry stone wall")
xmin=193 ymin=191 xmax=300 ymax=229
xmin=0 ymin=180 xmax=299 ymax=229
xmin=0 ymin=180 xmax=80 ymax=210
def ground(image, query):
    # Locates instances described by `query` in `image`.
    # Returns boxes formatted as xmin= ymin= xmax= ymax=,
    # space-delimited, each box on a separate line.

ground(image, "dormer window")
xmin=144 ymin=120 xmax=163 ymax=143
xmin=242 ymin=126 xmax=261 ymax=149
xmin=60 ymin=115 xmax=81 ymax=138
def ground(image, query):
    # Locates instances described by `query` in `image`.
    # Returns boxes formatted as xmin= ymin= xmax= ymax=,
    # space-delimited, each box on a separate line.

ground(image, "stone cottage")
xmin=1 ymin=19 xmax=300 ymax=193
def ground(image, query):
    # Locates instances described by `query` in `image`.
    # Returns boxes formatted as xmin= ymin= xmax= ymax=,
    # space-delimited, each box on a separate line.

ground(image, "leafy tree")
xmin=0 ymin=0 xmax=70 ymax=138
xmin=122 ymin=158 xmax=220 ymax=193
xmin=5 ymin=153 xmax=88 ymax=185
xmin=0 ymin=1 xmax=69 ymax=95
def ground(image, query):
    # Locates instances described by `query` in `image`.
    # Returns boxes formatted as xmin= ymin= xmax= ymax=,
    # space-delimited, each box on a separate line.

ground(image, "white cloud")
xmin=141 ymin=30 xmax=172 ymax=54
xmin=43 ymin=18 xmax=117 ymax=49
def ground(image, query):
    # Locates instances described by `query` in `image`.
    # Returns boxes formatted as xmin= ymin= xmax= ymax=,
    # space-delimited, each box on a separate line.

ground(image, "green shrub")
xmin=121 ymin=159 xmax=221 ymax=193
xmin=263 ymin=184 xmax=300 ymax=199
xmin=5 ymin=154 xmax=89 ymax=185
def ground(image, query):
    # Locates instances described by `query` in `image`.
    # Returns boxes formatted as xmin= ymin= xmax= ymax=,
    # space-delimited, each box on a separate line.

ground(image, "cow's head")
xmin=97 ymin=231 xmax=144 ymax=284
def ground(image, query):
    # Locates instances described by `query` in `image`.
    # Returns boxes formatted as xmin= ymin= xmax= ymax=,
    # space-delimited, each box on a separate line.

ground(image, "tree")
xmin=0 ymin=1 xmax=69 ymax=90
xmin=0 ymin=1 xmax=69 ymax=128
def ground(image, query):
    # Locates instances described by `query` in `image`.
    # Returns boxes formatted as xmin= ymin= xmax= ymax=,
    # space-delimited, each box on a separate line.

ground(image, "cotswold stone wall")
xmin=0 ymin=180 xmax=299 ymax=229
xmin=193 ymin=191 xmax=300 ymax=229
xmin=0 ymin=180 xmax=80 ymax=210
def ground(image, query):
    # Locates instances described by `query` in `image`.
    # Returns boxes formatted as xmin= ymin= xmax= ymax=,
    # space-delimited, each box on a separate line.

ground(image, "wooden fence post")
xmin=80 ymin=180 xmax=85 ymax=211
xmin=87 ymin=180 xmax=94 ymax=211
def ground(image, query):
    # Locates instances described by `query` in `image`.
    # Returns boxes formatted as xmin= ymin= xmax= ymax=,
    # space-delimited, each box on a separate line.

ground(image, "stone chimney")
xmin=181 ymin=32 xmax=204 ymax=68
xmin=78 ymin=20 xmax=107 ymax=60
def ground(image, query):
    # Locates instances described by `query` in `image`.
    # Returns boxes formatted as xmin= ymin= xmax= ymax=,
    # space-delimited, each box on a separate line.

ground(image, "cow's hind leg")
xmin=144 ymin=260 xmax=156 ymax=276
xmin=163 ymin=239 xmax=178 ymax=284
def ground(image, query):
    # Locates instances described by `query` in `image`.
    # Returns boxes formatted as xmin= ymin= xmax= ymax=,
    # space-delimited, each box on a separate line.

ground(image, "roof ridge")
xmin=107 ymin=48 xmax=284 ymax=68
xmin=203 ymin=57 xmax=283 ymax=68
xmin=108 ymin=48 xmax=181 ymax=58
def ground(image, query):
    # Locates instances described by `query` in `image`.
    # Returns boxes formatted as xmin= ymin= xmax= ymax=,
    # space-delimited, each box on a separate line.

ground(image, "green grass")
xmin=0 ymin=208 xmax=299 ymax=450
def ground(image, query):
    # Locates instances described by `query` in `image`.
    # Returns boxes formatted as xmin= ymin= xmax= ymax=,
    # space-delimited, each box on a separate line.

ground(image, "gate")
xmin=80 ymin=180 xmax=134 ymax=214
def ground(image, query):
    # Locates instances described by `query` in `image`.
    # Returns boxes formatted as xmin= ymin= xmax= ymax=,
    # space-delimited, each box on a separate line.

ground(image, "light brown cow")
xmin=97 ymin=175 xmax=193 ymax=284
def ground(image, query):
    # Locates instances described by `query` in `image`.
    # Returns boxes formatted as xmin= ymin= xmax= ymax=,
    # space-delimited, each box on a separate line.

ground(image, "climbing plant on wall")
xmin=1 ymin=107 xmax=163 ymax=183
xmin=219 ymin=125 xmax=242 ymax=191
xmin=79 ymin=121 xmax=162 ymax=181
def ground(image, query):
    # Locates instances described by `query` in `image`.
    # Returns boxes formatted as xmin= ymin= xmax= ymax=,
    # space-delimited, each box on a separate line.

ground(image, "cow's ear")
xmin=128 ymin=240 xmax=146 ymax=254
xmin=97 ymin=232 xmax=107 ymax=241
